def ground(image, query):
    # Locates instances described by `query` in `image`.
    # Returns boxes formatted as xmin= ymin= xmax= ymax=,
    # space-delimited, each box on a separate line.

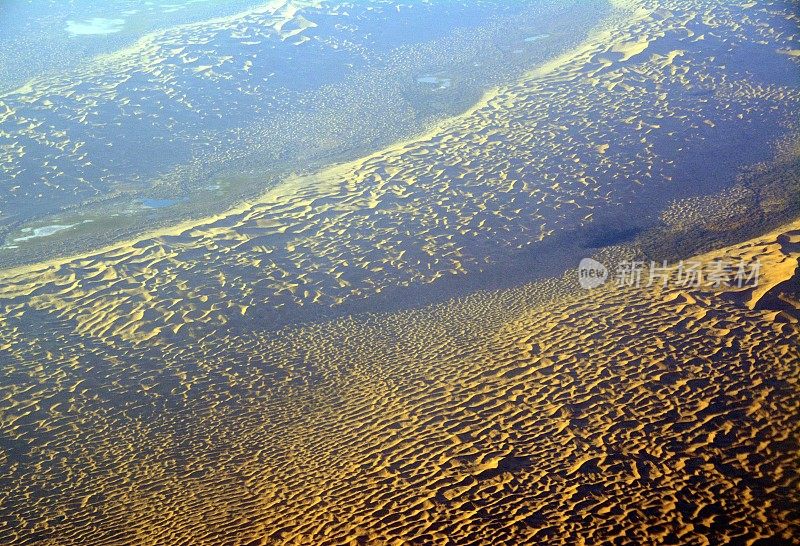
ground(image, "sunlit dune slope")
xmin=0 ymin=216 xmax=798 ymax=546
xmin=0 ymin=0 xmax=799 ymax=544
xmin=1 ymin=0 xmax=798 ymax=346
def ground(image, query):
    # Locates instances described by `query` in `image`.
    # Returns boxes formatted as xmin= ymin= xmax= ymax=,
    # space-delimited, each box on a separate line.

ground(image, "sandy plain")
xmin=0 ymin=0 xmax=799 ymax=544
xmin=0 ymin=0 xmax=602 ymax=264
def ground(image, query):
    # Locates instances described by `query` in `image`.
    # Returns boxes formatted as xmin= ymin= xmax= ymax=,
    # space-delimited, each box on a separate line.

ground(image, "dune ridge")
xmin=0 ymin=0 xmax=601 ymax=260
xmin=1 ymin=0 xmax=798 ymax=345
xmin=0 ymin=217 xmax=798 ymax=545
xmin=0 ymin=0 xmax=799 ymax=543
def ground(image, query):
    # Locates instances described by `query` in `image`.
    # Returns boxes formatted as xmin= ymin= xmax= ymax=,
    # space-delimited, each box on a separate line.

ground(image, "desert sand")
xmin=0 ymin=0 xmax=798 ymax=544
xmin=0 ymin=211 xmax=797 ymax=545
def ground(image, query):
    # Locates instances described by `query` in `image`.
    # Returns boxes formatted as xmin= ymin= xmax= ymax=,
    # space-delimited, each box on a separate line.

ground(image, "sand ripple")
xmin=0 ymin=0 xmax=799 ymax=543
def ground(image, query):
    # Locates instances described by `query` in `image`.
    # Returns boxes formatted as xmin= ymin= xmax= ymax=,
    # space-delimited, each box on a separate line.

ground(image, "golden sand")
xmin=1 ymin=216 xmax=797 ymax=545
xmin=0 ymin=0 xmax=799 ymax=543
xmin=2 ymin=0 xmax=798 ymax=343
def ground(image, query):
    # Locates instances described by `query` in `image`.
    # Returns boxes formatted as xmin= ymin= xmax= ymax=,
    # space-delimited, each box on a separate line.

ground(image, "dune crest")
xmin=0 ymin=0 xmax=799 ymax=543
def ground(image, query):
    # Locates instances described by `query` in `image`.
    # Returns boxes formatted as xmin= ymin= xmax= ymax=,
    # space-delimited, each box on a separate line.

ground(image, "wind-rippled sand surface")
xmin=0 ymin=0 xmax=598 ymax=261
xmin=1 ymin=0 xmax=799 ymax=544
xmin=1 ymin=222 xmax=799 ymax=545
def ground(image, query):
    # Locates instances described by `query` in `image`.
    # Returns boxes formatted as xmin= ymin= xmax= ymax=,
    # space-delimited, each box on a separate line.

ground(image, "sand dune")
xmin=0 ymin=0 xmax=798 ymax=543
xmin=0 ymin=0 xmax=603 ymax=260
xmin=0 ymin=218 xmax=797 ymax=545
xmin=2 ymin=0 xmax=798 ymax=345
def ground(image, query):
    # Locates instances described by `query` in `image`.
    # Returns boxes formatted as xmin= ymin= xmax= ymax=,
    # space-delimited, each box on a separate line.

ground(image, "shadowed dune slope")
xmin=0 ymin=214 xmax=798 ymax=546
xmin=0 ymin=0 xmax=799 ymax=544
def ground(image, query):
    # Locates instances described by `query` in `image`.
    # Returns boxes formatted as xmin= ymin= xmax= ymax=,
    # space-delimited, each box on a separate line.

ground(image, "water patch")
xmin=141 ymin=198 xmax=178 ymax=209
xmin=13 ymin=221 xmax=93 ymax=243
xmin=66 ymin=18 xmax=126 ymax=36
xmin=524 ymin=33 xmax=551 ymax=43
xmin=416 ymin=75 xmax=452 ymax=90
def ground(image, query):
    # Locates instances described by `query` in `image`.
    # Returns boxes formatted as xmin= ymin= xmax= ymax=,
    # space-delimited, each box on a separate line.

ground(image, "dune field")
xmin=0 ymin=0 xmax=602 ymax=263
xmin=0 ymin=0 xmax=799 ymax=544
